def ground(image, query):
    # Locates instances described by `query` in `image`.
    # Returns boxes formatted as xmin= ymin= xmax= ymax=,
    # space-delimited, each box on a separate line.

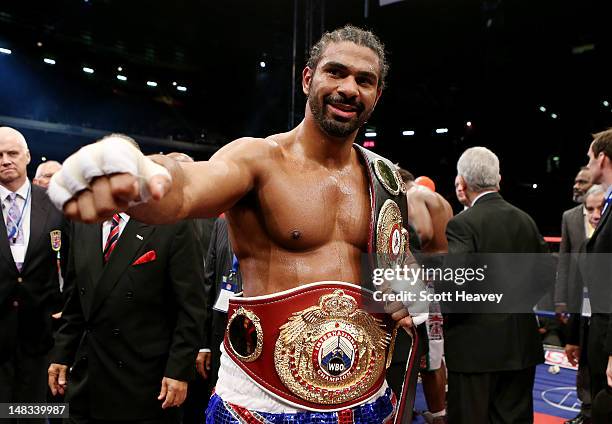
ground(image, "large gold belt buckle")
xmin=274 ymin=289 xmax=390 ymax=404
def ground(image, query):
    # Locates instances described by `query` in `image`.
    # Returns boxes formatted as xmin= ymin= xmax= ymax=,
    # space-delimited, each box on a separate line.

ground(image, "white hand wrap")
xmin=47 ymin=136 xmax=171 ymax=210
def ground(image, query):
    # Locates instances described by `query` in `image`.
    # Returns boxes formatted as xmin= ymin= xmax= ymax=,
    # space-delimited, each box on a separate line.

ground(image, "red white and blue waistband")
xmin=205 ymin=387 xmax=397 ymax=424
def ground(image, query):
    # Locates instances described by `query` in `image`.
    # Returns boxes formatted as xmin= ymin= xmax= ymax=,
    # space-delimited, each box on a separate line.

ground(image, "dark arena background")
xmin=0 ymin=0 xmax=611 ymax=236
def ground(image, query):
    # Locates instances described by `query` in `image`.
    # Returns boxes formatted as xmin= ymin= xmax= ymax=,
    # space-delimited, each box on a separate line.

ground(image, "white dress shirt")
xmin=0 ymin=179 xmax=32 ymax=262
xmin=101 ymin=212 xmax=130 ymax=251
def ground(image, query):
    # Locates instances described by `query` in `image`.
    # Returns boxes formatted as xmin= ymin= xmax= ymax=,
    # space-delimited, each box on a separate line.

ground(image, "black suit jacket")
xmin=52 ymin=218 xmax=205 ymax=420
xmin=202 ymin=217 xmax=239 ymax=385
xmin=585 ymin=196 xmax=612 ymax=352
xmin=0 ymin=184 xmax=69 ymax=362
xmin=565 ymin=239 xmax=589 ymax=346
xmin=444 ymin=192 xmax=550 ymax=373
xmin=555 ymin=205 xmax=588 ymax=311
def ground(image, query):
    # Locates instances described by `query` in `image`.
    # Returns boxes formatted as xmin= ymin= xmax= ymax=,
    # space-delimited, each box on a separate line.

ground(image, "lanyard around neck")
xmin=7 ymin=186 xmax=31 ymax=241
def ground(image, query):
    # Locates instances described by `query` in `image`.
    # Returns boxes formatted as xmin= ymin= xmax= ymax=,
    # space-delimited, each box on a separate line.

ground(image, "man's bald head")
xmin=0 ymin=127 xmax=31 ymax=191
xmin=0 ymin=127 xmax=29 ymax=152
xmin=33 ymin=160 xmax=62 ymax=189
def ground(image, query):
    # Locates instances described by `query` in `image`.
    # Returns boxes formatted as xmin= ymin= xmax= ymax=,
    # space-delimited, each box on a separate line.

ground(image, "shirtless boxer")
xmin=400 ymin=170 xmax=452 ymax=253
xmin=399 ymin=169 xmax=452 ymax=424
xmin=47 ymin=26 xmax=423 ymax=423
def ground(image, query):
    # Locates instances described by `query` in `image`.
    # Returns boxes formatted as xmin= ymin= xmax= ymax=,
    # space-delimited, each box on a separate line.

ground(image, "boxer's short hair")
xmin=307 ymin=25 xmax=389 ymax=90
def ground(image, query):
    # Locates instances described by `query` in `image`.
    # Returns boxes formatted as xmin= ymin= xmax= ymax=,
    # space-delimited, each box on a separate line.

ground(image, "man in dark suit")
xmin=556 ymin=167 xmax=593 ymax=314
xmin=446 ymin=146 xmax=550 ymax=423
xmin=584 ymin=130 xmax=612 ymax=417
xmin=565 ymin=184 xmax=606 ymax=424
xmin=165 ymin=152 xmax=218 ymax=424
xmin=198 ymin=216 xmax=239 ymax=389
xmin=556 ymin=166 xmax=594 ymax=424
xmin=48 ymin=211 xmax=206 ymax=422
xmin=0 ymin=127 xmax=69 ymax=419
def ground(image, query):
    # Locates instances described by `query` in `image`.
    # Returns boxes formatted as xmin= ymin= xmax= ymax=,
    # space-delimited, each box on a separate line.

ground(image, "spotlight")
xmin=41 ymin=156 xmax=47 ymax=161
xmin=260 ymin=61 xmax=266 ymax=68
xmin=603 ymin=100 xmax=609 ymax=107
xmin=466 ymin=121 xmax=472 ymax=127
xmin=532 ymin=184 xmax=538 ymax=189
xmin=177 ymin=86 xmax=187 ymax=92
xmin=172 ymin=81 xmax=177 ymax=86
xmin=365 ymin=132 xmax=377 ymax=137
xmin=43 ymin=58 xmax=56 ymax=65
xmin=117 ymin=66 xmax=123 ymax=71
xmin=116 ymin=75 xmax=127 ymax=81
xmin=551 ymin=113 xmax=558 ymax=119
xmin=539 ymin=106 xmax=546 ymax=112
xmin=402 ymin=130 xmax=415 ymax=136
xmin=0 ymin=48 xmax=12 ymax=55
xmin=82 ymin=67 xmax=94 ymax=74
xmin=435 ymin=128 xmax=448 ymax=134
xmin=146 ymin=81 xmax=158 ymax=87
xmin=36 ymin=42 xmax=43 ymax=47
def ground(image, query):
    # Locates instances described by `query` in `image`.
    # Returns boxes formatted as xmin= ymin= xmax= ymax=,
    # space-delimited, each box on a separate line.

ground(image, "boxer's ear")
xmin=302 ymin=66 xmax=314 ymax=96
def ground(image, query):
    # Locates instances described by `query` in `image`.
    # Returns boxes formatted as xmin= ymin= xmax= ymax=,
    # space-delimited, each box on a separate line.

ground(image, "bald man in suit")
xmin=0 ymin=128 xmax=69 ymax=423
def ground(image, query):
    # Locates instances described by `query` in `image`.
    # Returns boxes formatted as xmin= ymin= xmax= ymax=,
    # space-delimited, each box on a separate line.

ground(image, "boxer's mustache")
xmin=324 ymin=95 xmax=365 ymax=113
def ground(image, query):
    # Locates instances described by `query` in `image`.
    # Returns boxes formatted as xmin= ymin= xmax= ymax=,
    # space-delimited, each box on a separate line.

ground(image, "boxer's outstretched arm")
xmin=179 ymin=137 xmax=270 ymax=218
xmin=50 ymin=135 xmax=267 ymax=224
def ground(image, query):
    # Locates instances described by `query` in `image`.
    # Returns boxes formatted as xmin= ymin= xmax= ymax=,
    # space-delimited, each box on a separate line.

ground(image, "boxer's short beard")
xmin=309 ymin=93 xmax=370 ymax=138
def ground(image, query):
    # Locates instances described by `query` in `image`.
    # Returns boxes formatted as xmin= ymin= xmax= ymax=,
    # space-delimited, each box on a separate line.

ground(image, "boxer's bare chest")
xmin=227 ymin=149 xmax=374 ymax=294
xmin=261 ymin=163 xmax=370 ymax=251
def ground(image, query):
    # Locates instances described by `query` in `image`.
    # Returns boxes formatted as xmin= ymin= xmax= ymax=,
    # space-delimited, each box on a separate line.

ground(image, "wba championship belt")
xmin=223 ymin=282 xmax=401 ymax=411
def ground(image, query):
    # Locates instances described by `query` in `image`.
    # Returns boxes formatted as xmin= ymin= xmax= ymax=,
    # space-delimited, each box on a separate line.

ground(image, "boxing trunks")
xmin=206 ymin=386 xmax=397 ymax=423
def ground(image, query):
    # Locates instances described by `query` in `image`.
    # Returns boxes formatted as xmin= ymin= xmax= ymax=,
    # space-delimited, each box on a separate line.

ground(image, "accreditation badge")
xmin=50 ymin=230 xmax=62 ymax=252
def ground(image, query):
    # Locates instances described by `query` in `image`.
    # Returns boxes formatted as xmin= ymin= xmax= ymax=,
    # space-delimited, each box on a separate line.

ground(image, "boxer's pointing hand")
xmin=48 ymin=135 xmax=172 ymax=222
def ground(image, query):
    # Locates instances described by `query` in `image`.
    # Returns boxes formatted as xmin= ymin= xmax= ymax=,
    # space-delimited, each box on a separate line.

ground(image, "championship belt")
xmin=353 ymin=144 xmax=409 ymax=263
xmin=223 ymin=147 xmax=420 ymax=415
xmin=223 ymin=281 xmax=397 ymax=411
xmin=354 ymin=145 xmax=421 ymax=423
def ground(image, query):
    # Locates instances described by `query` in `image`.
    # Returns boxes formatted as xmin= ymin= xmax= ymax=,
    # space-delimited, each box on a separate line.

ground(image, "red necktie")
xmin=103 ymin=214 xmax=121 ymax=262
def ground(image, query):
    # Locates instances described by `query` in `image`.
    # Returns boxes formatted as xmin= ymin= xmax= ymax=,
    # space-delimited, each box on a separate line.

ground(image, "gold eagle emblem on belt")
xmin=274 ymin=289 xmax=390 ymax=404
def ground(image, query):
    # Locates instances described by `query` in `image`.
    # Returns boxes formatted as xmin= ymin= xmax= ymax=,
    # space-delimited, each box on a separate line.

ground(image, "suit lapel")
xmin=89 ymin=219 xmax=154 ymax=318
xmin=0 ymin=211 xmax=18 ymax=275
xmin=23 ymin=187 xmax=50 ymax=273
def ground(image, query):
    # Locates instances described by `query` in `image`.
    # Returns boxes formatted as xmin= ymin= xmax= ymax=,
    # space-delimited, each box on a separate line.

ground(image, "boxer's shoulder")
xmin=212 ymin=136 xmax=283 ymax=162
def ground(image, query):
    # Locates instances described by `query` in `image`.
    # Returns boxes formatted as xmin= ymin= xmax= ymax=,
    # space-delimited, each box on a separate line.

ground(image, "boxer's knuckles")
xmin=106 ymin=173 xmax=140 ymax=203
xmin=76 ymin=190 xmax=100 ymax=223
xmin=91 ymin=176 xmax=131 ymax=216
xmin=52 ymin=137 xmax=172 ymax=220
xmin=63 ymin=199 xmax=80 ymax=221
xmin=61 ymin=173 xmax=139 ymax=222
